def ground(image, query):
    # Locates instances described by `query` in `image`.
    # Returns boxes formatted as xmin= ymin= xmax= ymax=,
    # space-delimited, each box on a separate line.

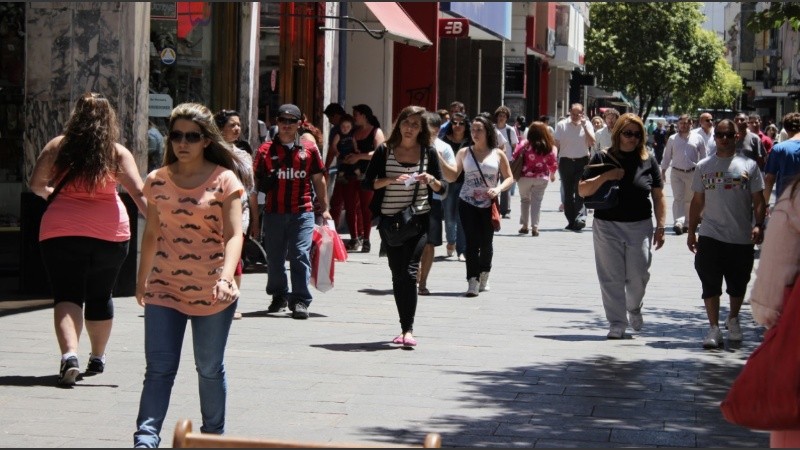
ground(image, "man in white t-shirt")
xmin=554 ymin=103 xmax=595 ymax=231
xmin=494 ymin=106 xmax=519 ymax=218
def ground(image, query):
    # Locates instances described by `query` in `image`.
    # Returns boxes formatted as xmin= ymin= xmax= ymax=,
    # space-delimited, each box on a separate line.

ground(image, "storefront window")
xmin=149 ymin=2 xmax=215 ymax=130
xmin=259 ymin=2 xmax=281 ymax=127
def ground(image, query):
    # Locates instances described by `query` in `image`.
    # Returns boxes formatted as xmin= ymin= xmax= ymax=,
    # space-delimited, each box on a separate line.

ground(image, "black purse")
xmin=583 ymin=151 xmax=622 ymax=211
xmin=379 ymin=148 xmax=425 ymax=247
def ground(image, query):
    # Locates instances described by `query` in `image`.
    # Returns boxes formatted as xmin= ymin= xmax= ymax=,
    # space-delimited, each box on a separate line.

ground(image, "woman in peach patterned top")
xmin=134 ymin=103 xmax=244 ymax=448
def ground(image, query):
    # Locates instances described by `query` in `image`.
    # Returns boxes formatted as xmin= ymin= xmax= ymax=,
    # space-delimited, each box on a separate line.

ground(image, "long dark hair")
xmin=384 ymin=105 xmax=430 ymax=149
xmin=53 ymin=92 xmax=120 ymax=191
xmin=166 ymin=103 xmax=247 ymax=184
xmin=524 ymin=121 xmax=555 ymax=156
xmin=352 ymin=104 xmax=381 ymax=129
xmin=471 ymin=115 xmax=498 ymax=149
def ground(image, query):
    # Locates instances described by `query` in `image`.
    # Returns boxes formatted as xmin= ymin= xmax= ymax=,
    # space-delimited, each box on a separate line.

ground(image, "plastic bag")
xmin=311 ymin=224 xmax=340 ymax=292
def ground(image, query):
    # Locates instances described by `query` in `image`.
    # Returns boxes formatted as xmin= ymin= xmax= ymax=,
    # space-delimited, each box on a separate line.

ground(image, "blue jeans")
xmin=262 ymin=212 xmax=315 ymax=306
xmin=134 ymin=303 xmax=235 ymax=448
xmin=442 ymin=181 xmax=466 ymax=254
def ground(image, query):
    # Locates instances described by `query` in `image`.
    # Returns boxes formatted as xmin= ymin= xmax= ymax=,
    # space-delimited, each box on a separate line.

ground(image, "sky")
xmin=701 ymin=2 xmax=726 ymax=38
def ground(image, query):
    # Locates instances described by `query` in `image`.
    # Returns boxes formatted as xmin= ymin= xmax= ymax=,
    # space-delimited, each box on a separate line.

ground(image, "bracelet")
xmin=655 ymin=227 xmax=665 ymax=231
xmin=217 ymin=278 xmax=234 ymax=289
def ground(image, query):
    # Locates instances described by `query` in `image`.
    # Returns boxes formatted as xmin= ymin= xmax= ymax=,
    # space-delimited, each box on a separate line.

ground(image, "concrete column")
xmin=24 ymin=2 xmax=150 ymax=184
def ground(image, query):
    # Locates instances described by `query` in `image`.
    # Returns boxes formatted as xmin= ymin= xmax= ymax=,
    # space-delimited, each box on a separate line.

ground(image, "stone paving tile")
xmin=0 ymin=181 xmax=771 ymax=447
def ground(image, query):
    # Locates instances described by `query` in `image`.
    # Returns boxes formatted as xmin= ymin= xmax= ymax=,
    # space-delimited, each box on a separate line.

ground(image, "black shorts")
xmin=694 ymin=236 xmax=754 ymax=299
xmin=40 ymin=236 xmax=128 ymax=319
xmin=427 ymin=200 xmax=443 ymax=246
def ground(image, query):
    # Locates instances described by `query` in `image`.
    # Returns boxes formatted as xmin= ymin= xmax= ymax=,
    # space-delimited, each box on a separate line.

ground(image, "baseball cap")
xmin=277 ymin=104 xmax=301 ymax=120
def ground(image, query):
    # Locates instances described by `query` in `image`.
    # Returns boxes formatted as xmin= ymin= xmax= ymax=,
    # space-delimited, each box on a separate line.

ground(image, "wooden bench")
xmin=172 ymin=419 xmax=442 ymax=448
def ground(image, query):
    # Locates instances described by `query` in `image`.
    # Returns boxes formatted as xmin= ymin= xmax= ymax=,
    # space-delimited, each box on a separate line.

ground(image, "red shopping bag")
xmin=311 ymin=224 xmax=336 ymax=292
xmin=326 ymin=221 xmax=348 ymax=262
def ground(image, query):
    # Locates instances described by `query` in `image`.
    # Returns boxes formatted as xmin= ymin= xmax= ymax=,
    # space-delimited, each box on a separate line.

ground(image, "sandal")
xmin=418 ymin=286 xmax=430 ymax=296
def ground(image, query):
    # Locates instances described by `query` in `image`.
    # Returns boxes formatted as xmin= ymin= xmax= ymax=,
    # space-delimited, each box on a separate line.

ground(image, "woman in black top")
xmin=579 ymin=113 xmax=667 ymax=339
xmin=361 ymin=106 xmax=446 ymax=347
xmin=343 ymin=104 xmax=386 ymax=252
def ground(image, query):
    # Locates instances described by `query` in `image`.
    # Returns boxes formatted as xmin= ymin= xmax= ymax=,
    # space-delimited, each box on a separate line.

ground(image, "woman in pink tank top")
xmin=28 ymin=92 xmax=147 ymax=386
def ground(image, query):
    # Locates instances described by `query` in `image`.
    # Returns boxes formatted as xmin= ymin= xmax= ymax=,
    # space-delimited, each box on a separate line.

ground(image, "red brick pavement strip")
xmin=0 ymin=180 xmax=770 ymax=447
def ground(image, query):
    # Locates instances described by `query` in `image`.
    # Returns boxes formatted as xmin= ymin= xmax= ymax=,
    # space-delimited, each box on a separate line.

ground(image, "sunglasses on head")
xmin=168 ymin=131 xmax=204 ymax=144
xmin=620 ymin=130 xmax=642 ymax=139
xmin=277 ymin=117 xmax=299 ymax=124
xmin=714 ymin=131 xmax=736 ymax=139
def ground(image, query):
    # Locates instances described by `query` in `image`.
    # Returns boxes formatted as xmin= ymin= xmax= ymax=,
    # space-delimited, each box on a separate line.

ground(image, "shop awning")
xmin=364 ymin=2 xmax=433 ymax=49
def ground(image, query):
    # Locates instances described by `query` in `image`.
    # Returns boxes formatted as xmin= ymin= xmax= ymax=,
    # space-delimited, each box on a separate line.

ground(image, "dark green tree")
xmin=747 ymin=2 xmax=800 ymax=32
xmin=585 ymin=2 xmax=722 ymax=120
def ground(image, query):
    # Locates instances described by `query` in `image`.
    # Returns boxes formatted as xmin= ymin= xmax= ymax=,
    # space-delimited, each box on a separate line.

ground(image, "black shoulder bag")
xmin=378 ymin=147 xmax=426 ymax=247
xmin=582 ymin=150 xmax=622 ymax=210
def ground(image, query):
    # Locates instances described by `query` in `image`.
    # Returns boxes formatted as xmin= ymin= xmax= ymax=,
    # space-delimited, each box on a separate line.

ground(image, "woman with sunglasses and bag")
xmin=361 ymin=106 xmax=446 ymax=347
xmin=439 ymin=115 xmax=514 ymax=297
xmin=134 ymin=103 xmax=245 ymax=447
xmin=578 ymin=113 xmax=667 ymax=339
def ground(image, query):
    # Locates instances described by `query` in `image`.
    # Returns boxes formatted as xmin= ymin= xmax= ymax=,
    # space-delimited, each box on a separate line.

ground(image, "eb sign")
xmin=439 ymin=18 xmax=469 ymax=38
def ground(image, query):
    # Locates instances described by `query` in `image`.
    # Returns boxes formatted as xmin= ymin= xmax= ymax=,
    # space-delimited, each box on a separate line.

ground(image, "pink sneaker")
xmin=403 ymin=336 xmax=418 ymax=347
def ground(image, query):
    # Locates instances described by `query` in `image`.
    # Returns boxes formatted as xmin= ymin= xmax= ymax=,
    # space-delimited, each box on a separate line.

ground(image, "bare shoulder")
xmin=114 ymin=142 xmax=134 ymax=157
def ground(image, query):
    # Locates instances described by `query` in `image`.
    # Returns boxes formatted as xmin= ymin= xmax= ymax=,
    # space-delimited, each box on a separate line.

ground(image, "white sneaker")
xmin=607 ymin=327 xmax=625 ymax=339
xmin=726 ymin=316 xmax=743 ymax=341
xmin=466 ymin=278 xmax=480 ymax=297
xmin=479 ymin=272 xmax=491 ymax=292
xmin=702 ymin=326 xmax=724 ymax=349
xmin=628 ymin=310 xmax=643 ymax=331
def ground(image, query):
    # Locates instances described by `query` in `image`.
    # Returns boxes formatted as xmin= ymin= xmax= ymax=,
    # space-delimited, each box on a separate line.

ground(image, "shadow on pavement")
xmin=356 ymin=356 xmax=769 ymax=448
xmin=535 ymin=334 xmax=610 ymax=342
xmin=358 ymin=288 xmax=394 ymax=296
xmin=310 ymin=341 xmax=401 ymax=352
xmin=535 ymin=307 xmax=594 ymax=314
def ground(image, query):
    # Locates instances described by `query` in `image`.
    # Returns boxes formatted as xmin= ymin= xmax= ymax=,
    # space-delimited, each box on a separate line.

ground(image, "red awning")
xmin=364 ymin=2 xmax=433 ymax=49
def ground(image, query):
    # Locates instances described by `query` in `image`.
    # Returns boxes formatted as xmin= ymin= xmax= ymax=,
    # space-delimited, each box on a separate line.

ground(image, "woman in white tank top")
xmin=439 ymin=115 xmax=514 ymax=297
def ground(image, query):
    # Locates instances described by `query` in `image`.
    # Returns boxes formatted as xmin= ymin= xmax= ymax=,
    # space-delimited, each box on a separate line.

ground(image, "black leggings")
xmin=380 ymin=214 xmax=428 ymax=333
xmin=458 ymin=200 xmax=494 ymax=280
xmin=40 ymin=236 xmax=129 ymax=321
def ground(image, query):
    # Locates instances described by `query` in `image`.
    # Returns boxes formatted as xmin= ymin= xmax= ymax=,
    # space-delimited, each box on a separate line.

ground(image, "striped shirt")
xmin=381 ymin=148 xmax=430 ymax=216
xmin=253 ymin=139 xmax=325 ymax=214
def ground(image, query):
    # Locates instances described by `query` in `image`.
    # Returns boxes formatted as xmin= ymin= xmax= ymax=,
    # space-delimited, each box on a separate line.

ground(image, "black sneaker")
xmin=292 ymin=302 xmax=309 ymax=320
xmin=266 ymin=296 xmax=288 ymax=313
xmin=361 ymin=240 xmax=371 ymax=253
xmin=58 ymin=356 xmax=80 ymax=386
xmin=573 ymin=220 xmax=586 ymax=231
xmin=86 ymin=357 xmax=105 ymax=375
xmin=673 ymin=225 xmax=683 ymax=235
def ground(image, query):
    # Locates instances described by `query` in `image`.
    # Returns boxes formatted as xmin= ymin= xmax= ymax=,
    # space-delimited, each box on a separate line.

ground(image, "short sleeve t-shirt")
xmin=254 ymin=139 xmax=325 ymax=214
xmin=691 ymin=154 xmax=764 ymax=245
xmin=142 ymin=165 xmax=244 ymax=316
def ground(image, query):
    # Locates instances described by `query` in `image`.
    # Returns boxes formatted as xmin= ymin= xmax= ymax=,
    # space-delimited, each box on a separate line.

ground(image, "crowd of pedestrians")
xmin=27 ymin=87 xmax=800 ymax=446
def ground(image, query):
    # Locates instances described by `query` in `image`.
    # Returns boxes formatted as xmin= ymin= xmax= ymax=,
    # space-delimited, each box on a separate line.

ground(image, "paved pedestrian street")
xmin=0 ymin=179 xmax=769 ymax=448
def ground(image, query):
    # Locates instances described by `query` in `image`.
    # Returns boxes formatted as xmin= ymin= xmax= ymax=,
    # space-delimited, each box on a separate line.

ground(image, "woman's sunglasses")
xmin=169 ymin=131 xmax=204 ymax=144
xmin=620 ymin=130 xmax=642 ymax=139
xmin=451 ymin=121 xmax=465 ymax=126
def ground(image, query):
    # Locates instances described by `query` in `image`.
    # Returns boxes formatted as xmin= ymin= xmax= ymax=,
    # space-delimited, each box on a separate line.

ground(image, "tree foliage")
xmin=585 ymin=2 xmax=722 ymax=121
xmin=747 ymin=2 xmax=800 ymax=32
xmin=672 ymin=57 xmax=743 ymax=113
